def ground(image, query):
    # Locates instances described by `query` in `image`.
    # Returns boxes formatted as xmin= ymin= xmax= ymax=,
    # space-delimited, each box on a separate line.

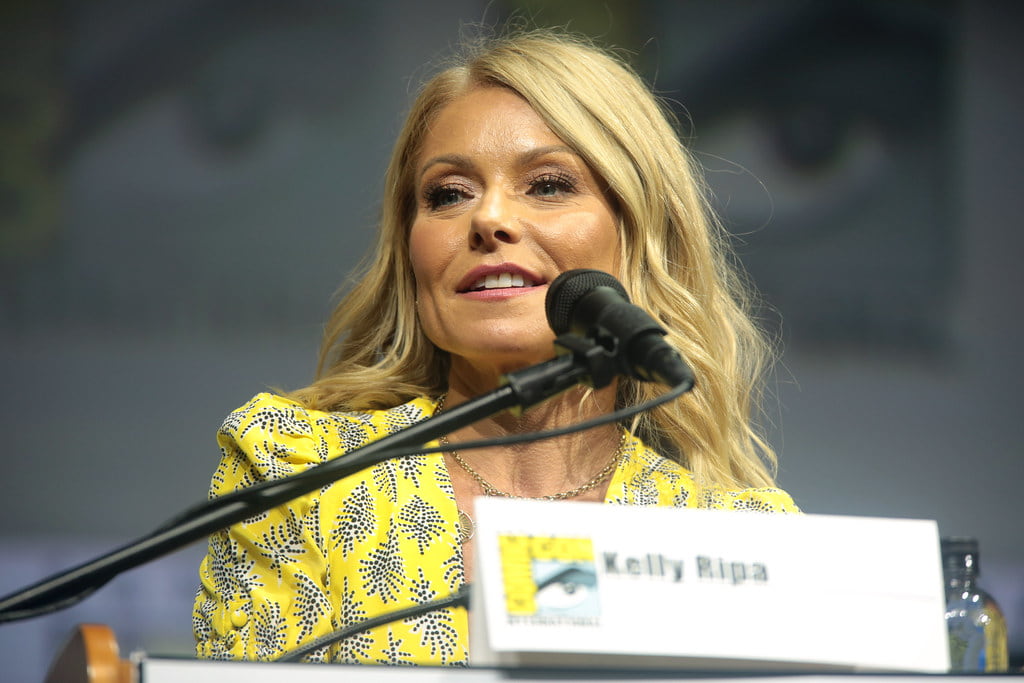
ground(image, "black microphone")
xmin=546 ymin=269 xmax=695 ymax=388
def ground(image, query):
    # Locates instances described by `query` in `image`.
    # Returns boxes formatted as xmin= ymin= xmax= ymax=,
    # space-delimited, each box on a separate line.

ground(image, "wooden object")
xmin=45 ymin=623 xmax=135 ymax=683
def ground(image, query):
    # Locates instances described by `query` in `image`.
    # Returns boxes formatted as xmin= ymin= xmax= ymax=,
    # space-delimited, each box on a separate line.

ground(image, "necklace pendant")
xmin=457 ymin=509 xmax=475 ymax=544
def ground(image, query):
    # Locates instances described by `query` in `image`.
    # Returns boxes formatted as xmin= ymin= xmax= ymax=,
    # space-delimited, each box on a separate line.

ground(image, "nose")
xmin=469 ymin=188 xmax=522 ymax=250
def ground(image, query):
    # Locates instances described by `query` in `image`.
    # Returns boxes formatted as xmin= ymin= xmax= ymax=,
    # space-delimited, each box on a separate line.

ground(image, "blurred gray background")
xmin=2 ymin=0 xmax=1021 ymax=679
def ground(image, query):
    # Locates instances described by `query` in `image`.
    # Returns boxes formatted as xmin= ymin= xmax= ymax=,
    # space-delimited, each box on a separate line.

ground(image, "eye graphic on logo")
xmin=534 ymin=565 xmax=597 ymax=611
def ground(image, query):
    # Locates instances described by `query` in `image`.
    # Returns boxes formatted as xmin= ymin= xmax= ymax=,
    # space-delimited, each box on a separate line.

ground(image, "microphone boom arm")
xmin=0 ymin=335 xmax=617 ymax=622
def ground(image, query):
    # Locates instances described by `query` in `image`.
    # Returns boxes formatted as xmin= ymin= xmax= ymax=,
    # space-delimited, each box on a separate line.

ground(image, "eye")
xmin=528 ymin=172 xmax=576 ymax=198
xmin=423 ymin=183 xmax=469 ymax=210
xmin=533 ymin=564 xmax=597 ymax=612
xmin=535 ymin=577 xmax=591 ymax=609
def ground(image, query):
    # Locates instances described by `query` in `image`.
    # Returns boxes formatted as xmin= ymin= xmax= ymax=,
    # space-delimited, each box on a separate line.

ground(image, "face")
xmin=409 ymin=86 xmax=620 ymax=382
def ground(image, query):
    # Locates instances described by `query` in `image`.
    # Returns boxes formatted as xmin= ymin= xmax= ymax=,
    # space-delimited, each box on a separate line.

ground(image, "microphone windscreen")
xmin=545 ymin=269 xmax=629 ymax=334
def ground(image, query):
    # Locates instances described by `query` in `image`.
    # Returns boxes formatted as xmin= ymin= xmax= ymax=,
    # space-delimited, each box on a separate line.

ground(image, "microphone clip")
xmin=553 ymin=332 xmax=619 ymax=390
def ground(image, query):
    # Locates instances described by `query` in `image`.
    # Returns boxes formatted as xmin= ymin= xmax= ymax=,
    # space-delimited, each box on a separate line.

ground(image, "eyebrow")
xmin=417 ymin=145 xmax=581 ymax=182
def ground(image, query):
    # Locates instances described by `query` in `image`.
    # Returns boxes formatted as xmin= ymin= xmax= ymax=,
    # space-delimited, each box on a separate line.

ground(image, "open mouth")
xmin=465 ymin=272 xmax=539 ymax=292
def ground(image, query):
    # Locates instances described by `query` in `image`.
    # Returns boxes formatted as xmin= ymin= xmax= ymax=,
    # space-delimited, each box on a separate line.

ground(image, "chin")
xmin=478 ymin=342 xmax=554 ymax=364
xmin=450 ymin=337 xmax=557 ymax=376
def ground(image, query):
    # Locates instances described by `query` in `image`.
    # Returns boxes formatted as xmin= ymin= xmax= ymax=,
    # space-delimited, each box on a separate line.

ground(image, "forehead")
xmin=417 ymin=86 xmax=566 ymax=163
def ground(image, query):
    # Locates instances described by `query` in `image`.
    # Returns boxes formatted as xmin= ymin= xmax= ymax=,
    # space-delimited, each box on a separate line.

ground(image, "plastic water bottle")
xmin=941 ymin=537 xmax=1008 ymax=672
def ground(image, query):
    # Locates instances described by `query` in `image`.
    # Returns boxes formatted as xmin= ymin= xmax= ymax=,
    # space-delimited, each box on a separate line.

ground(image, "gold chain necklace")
xmin=439 ymin=433 xmax=625 ymax=500
xmin=434 ymin=394 xmax=626 ymax=543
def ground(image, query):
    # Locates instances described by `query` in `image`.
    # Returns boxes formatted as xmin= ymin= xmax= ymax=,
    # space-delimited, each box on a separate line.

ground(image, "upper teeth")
xmin=471 ymin=273 xmax=535 ymax=290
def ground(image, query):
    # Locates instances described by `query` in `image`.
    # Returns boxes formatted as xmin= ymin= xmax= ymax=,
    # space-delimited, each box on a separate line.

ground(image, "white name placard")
xmin=470 ymin=499 xmax=949 ymax=673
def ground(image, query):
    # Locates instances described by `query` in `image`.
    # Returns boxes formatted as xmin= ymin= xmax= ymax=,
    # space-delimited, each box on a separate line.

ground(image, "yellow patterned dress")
xmin=193 ymin=392 xmax=799 ymax=665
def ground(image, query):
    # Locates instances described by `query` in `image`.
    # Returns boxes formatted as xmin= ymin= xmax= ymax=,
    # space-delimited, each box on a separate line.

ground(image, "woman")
xmin=193 ymin=29 xmax=798 ymax=666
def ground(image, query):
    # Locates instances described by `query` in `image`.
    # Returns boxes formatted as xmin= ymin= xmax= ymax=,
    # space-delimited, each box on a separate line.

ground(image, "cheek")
xmin=566 ymin=210 xmax=621 ymax=271
xmin=408 ymin=222 xmax=445 ymax=289
xmin=595 ymin=211 xmax=623 ymax=273
xmin=408 ymin=224 xmax=428 ymax=277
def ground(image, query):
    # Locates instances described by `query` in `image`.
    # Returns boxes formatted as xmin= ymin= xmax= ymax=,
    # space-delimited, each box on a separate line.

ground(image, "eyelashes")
xmin=421 ymin=170 xmax=580 ymax=211
xmin=528 ymin=171 xmax=578 ymax=197
xmin=422 ymin=182 xmax=468 ymax=210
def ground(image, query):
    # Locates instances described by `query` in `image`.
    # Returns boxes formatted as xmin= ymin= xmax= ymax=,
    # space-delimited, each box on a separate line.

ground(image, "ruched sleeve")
xmin=192 ymin=393 xmax=469 ymax=665
xmin=193 ymin=393 xmax=336 ymax=661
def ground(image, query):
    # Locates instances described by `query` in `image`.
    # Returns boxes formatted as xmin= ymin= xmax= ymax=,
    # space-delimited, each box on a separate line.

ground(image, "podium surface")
xmin=138 ymin=657 xmax=1000 ymax=682
xmin=47 ymin=624 xmax=1009 ymax=682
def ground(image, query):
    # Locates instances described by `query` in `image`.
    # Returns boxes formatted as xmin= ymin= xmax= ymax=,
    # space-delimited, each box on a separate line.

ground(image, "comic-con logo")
xmin=499 ymin=535 xmax=600 ymax=621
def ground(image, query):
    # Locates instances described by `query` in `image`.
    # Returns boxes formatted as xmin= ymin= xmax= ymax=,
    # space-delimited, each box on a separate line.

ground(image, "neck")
xmin=439 ymin=378 xmax=621 ymax=499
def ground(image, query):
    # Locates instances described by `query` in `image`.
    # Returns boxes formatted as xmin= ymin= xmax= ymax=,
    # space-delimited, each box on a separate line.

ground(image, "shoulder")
xmin=213 ymin=393 xmax=437 ymax=487
xmin=221 ymin=392 xmax=436 ymax=440
xmin=609 ymin=434 xmax=699 ymax=507
xmin=610 ymin=434 xmax=799 ymax=513
xmin=702 ymin=486 xmax=801 ymax=513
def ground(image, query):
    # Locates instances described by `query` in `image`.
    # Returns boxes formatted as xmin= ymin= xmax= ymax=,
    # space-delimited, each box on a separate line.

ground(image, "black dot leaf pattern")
xmin=397 ymin=495 xmax=447 ymax=555
xmin=250 ymin=507 xmax=310 ymax=583
xmin=330 ymin=481 xmax=376 ymax=555
xmin=359 ymin=526 xmax=406 ymax=605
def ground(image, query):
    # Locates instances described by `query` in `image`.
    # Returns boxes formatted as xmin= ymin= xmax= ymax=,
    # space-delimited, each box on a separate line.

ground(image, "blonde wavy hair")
xmin=289 ymin=29 xmax=779 ymax=489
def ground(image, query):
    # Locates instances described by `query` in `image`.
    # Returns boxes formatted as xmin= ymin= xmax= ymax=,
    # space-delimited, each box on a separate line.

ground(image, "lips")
xmin=469 ymin=272 xmax=537 ymax=290
xmin=457 ymin=264 xmax=545 ymax=293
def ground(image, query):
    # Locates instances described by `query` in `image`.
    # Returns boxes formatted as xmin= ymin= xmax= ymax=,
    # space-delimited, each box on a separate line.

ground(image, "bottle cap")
xmin=941 ymin=536 xmax=980 ymax=575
